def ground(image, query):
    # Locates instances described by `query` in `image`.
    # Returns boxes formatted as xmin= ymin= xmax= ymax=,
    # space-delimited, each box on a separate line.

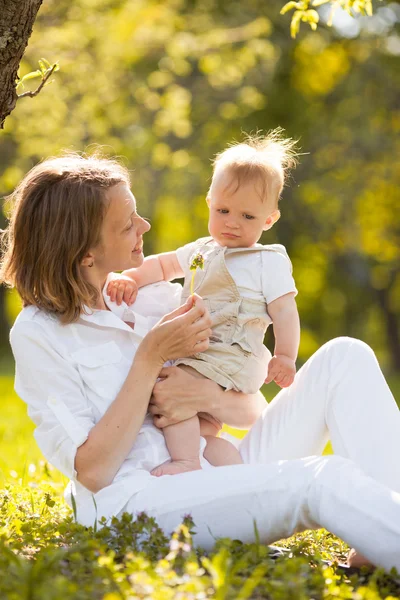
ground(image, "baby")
xmin=108 ymin=130 xmax=300 ymax=476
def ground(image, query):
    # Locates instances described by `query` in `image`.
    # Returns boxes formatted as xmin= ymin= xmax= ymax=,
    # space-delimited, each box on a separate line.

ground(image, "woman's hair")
xmin=0 ymin=153 xmax=130 ymax=324
xmin=210 ymin=128 xmax=299 ymax=205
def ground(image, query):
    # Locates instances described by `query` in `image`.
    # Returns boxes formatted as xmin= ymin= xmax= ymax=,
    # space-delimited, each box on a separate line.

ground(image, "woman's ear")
xmin=81 ymin=252 xmax=95 ymax=268
xmin=263 ymin=210 xmax=281 ymax=231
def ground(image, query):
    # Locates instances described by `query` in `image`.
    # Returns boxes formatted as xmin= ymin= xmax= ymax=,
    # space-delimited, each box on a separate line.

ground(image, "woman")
xmin=1 ymin=154 xmax=400 ymax=572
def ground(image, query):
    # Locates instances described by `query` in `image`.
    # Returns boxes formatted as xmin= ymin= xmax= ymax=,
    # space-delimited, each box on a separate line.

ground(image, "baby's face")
xmin=207 ymin=171 xmax=278 ymax=248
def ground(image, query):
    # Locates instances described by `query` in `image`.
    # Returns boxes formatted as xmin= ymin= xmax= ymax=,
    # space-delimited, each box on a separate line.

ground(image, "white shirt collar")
xmin=101 ymin=273 xmax=149 ymax=337
xmin=74 ymin=273 xmax=147 ymax=337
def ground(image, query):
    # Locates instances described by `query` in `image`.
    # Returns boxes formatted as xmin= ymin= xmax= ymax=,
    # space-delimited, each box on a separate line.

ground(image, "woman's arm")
xmin=12 ymin=296 xmax=211 ymax=495
xmin=75 ymin=348 xmax=161 ymax=492
xmin=76 ymin=295 xmax=212 ymax=492
xmin=149 ymin=366 xmax=266 ymax=430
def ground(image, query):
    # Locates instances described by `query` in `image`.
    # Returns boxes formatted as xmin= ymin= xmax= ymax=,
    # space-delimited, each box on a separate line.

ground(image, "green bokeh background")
xmin=1 ymin=0 xmax=399 ymax=478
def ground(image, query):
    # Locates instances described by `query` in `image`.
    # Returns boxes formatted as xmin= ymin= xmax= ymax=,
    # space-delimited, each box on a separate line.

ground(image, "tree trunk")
xmin=0 ymin=0 xmax=42 ymax=128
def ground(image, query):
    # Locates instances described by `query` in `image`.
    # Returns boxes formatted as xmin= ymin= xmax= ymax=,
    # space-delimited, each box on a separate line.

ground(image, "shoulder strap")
xmin=261 ymin=243 xmax=290 ymax=260
xmin=180 ymin=236 xmax=217 ymax=270
xmin=225 ymin=243 xmax=288 ymax=258
xmin=195 ymin=236 xmax=215 ymax=247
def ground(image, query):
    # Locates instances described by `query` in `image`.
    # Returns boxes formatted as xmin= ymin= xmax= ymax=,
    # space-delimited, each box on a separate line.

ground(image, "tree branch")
xmin=17 ymin=64 xmax=57 ymax=99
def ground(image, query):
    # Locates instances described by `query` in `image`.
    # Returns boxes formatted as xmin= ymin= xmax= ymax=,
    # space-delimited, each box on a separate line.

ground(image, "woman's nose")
xmin=140 ymin=217 xmax=151 ymax=233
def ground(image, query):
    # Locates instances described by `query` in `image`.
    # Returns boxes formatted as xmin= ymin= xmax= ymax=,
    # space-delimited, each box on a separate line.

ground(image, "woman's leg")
xmin=240 ymin=337 xmax=400 ymax=491
xmin=123 ymin=456 xmax=400 ymax=572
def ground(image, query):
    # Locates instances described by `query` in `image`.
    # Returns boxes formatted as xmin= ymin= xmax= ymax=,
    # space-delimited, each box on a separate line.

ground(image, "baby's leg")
xmin=198 ymin=413 xmax=243 ymax=467
xmin=179 ymin=365 xmax=243 ymax=467
xmin=152 ymin=366 xmax=213 ymax=477
xmin=152 ymin=364 xmax=242 ymax=473
xmin=202 ymin=433 xmax=243 ymax=466
xmin=151 ymin=416 xmax=202 ymax=476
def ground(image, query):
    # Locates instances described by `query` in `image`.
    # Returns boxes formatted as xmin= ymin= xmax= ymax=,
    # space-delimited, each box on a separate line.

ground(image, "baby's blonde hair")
xmin=210 ymin=128 xmax=298 ymax=206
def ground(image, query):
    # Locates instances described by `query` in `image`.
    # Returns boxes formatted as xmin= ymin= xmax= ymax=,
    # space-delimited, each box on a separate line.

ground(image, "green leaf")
xmin=280 ymin=1 xmax=308 ymax=16
xmin=365 ymin=0 xmax=373 ymax=16
xmin=40 ymin=58 xmax=52 ymax=70
xmin=45 ymin=492 xmax=55 ymax=508
xmin=38 ymin=60 xmax=47 ymax=74
xmin=16 ymin=69 xmax=41 ymax=90
xmin=327 ymin=4 xmax=338 ymax=26
xmin=303 ymin=9 xmax=320 ymax=24
xmin=18 ymin=70 xmax=42 ymax=86
xmin=92 ymin=495 xmax=98 ymax=533
xmin=70 ymin=490 xmax=78 ymax=522
xmin=290 ymin=11 xmax=302 ymax=37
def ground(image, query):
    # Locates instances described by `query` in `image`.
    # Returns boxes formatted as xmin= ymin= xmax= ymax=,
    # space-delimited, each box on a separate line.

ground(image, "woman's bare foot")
xmin=347 ymin=548 xmax=375 ymax=569
xmin=151 ymin=458 xmax=202 ymax=477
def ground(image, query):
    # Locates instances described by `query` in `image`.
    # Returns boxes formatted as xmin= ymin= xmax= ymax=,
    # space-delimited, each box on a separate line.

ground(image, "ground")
xmin=1 ymin=374 xmax=399 ymax=599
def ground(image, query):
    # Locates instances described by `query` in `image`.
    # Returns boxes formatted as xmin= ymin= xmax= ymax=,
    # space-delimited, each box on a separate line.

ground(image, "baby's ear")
xmin=263 ymin=210 xmax=281 ymax=231
xmin=206 ymin=195 xmax=211 ymax=207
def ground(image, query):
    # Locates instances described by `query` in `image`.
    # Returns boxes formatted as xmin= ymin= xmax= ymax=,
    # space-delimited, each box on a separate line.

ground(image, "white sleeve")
xmin=175 ymin=241 xmax=199 ymax=273
xmin=10 ymin=321 xmax=96 ymax=480
xmin=261 ymin=250 xmax=298 ymax=305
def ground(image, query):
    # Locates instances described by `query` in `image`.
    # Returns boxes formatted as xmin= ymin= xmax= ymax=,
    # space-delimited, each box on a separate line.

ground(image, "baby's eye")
xmin=244 ymin=214 xmax=255 ymax=220
xmin=218 ymin=209 xmax=229 ymax=214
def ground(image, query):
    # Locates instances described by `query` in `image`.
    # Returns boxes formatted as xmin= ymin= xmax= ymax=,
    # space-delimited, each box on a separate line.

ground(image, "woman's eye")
xmin=244 ymin=214 xmax=255 ymax=220
xmin=125 ymin=222 xmax=134 ymax=231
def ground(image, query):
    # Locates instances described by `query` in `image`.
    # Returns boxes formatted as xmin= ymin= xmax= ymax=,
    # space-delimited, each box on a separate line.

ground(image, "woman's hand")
xmin=149 ymin=365 xmax=211 ymax=428
xmin=149 ymin=366 xmax=266 ymax=429
xmin=138 ymin=294 xmax=212 ymax=367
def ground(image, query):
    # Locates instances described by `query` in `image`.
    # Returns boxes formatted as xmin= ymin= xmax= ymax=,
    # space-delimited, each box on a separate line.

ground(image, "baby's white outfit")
xmin=175 ymin=237 xmax=297 ymax=393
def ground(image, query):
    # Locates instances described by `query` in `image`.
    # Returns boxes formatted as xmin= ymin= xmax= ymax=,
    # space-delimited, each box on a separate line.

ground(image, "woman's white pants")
xmin=123 ymin=338 xmax=400 ymax=572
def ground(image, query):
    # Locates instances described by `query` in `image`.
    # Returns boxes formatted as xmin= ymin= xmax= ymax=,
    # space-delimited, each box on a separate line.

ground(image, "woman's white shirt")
xmin=9 ymin=279 xmax=209 ymax=527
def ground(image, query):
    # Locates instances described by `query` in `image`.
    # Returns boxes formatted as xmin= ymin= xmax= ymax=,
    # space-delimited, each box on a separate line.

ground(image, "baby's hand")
xmin=265 ymin=355 xmax=296 ymax=388
xmin=106 ymin=278 xmax=138 ymax=306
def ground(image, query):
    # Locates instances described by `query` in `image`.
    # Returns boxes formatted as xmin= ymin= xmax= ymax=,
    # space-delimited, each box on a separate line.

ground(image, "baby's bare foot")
xmin=151 ymin=459 xmax=202 ymax=477
xmin=347 ymin=548 xmax=375 ymax=569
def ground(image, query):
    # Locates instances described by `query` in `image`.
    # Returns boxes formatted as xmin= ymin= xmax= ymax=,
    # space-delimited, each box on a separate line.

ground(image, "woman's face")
xmin=92 ymin=182 xmax=150 ymax=274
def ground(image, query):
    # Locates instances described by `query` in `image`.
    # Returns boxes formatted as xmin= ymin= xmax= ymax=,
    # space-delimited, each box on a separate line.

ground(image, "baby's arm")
xmin=265 ymin=292 xmax=300 ymax=388
xmin=107 ymin=252 xmax=184 ymax=305
xmin=124 ymin=252 xmax=184 ymax=287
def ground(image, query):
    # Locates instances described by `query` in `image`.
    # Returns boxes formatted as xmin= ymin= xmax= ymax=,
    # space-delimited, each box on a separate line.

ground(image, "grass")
xmin=0 ymin=370 xmax=400 ymax=598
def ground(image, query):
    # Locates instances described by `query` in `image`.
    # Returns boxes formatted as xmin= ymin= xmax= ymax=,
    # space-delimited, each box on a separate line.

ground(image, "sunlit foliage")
xmin=1 ymin=0 xmax=400 ymax=371
xmin=281 ymin=0 xmax=384 ymax=37
xmin=1 ymin=3 xmax=400 ymax=596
